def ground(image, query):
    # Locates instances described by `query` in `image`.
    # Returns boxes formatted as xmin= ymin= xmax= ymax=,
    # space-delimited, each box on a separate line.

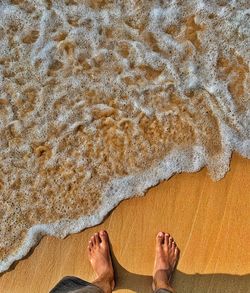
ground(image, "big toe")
xmin=156 ymin=232 xmax=165 ymax=246
xmin=99 ymin=230 xmax=109 ymax=246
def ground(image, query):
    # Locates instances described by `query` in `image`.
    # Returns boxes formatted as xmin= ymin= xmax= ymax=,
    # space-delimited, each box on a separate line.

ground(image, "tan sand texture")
xmin=0 ymin=0 xmax=249 ymax=273
xmin=0 ymin=154 xmax=249 ymax=292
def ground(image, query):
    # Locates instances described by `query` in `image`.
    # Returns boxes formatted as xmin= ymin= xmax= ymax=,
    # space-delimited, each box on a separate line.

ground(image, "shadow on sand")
xmin=111 ymin=249 xmax=250 ymax=293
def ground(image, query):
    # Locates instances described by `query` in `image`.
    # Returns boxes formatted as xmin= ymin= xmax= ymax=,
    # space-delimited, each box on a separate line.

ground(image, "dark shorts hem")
xmin=49 ymin=275 xmax=103 ymax=293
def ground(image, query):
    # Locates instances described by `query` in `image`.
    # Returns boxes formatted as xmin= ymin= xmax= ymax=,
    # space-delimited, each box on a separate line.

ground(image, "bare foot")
xmin=152 ymin=232 xmax=180 ymax=292
xmin=88 ymin=230 xmax=115 ymax=293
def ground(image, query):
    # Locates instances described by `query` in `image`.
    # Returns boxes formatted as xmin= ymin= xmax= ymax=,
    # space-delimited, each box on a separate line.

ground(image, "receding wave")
xmin=0 ymin=0 xmax=249 ymax=273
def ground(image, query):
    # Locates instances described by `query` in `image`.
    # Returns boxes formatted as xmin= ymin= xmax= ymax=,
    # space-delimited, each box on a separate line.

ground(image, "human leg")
xmin=86 ymin=230 xmax=115 ymax=293
xmin=152 ymin=232 xmax=180 ymax=293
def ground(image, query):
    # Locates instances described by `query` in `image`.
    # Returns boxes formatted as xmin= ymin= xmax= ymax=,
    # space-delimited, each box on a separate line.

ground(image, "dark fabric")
xmin=154 ymin=289 xmax=173 ymax=293
xmin=50 ymin=275 xmax=174 ymax=293
xmin=49 ymin=276 xmax=104 ymax=293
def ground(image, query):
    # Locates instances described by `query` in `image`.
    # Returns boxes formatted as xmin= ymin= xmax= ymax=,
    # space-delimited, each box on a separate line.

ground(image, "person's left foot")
xmin=88 ymin=231 xmax=115 ymax=291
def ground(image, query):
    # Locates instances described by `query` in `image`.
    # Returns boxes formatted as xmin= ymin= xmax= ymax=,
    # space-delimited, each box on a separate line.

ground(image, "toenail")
xmin=158 ymin=232 xmax=163 ymax=237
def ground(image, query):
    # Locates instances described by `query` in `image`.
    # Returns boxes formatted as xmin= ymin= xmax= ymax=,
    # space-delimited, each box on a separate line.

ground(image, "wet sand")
xmin=0 ymin=152 xmax=249 ymax=293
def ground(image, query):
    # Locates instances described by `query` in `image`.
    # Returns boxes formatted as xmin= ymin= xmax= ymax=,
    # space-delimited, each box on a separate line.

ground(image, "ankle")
xmin=154 ymin=282 xmax=175 ymax=293
xmin=153 ymin=278 xmax=175 ymax=292
xmin=92 ymin=274 xmax=114 ymax=293
xmin=92 ymin=282 xmax=112 ymax=293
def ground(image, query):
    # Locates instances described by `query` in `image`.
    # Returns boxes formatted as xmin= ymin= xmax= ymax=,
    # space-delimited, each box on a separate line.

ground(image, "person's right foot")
xmin=152 ymin=232 xmax=180 ymax=292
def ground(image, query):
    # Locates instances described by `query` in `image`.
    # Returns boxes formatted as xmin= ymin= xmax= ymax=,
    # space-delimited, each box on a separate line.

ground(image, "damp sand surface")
xmin=0 ymin=1 xmax=249 ymax=272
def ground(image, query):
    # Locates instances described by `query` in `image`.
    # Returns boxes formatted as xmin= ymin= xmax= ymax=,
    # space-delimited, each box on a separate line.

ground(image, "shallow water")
xmin=0 ymin=0 xmax=249 ymax=273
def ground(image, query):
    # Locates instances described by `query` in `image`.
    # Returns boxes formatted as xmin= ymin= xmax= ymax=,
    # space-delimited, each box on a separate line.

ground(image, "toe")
xmin=175 ymin=246 xmax=180 ymax=257
xmin=156 ymin=232 xmax=165 ymax=245
xmin=99 ymin=230 xmax=109 ymax=246
xmin=88 ymin=240 xmax=93 ymax=255
xmin=94 ymin=232 xmax=101 ymax=245
xmin=168 ymin=236 xmax=173 ymax=246
xmin=164 ymin=233 xmax=170 ymax=247
xmin=91 ymin=235 xmax=96 ymax=245
xmin=171 ymin=239 xmax=176 ymax=250
xmin=171 ymin=243 xmax=176 ymax=255
xmin=88 ymin=240 xmax=93 ymax=248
